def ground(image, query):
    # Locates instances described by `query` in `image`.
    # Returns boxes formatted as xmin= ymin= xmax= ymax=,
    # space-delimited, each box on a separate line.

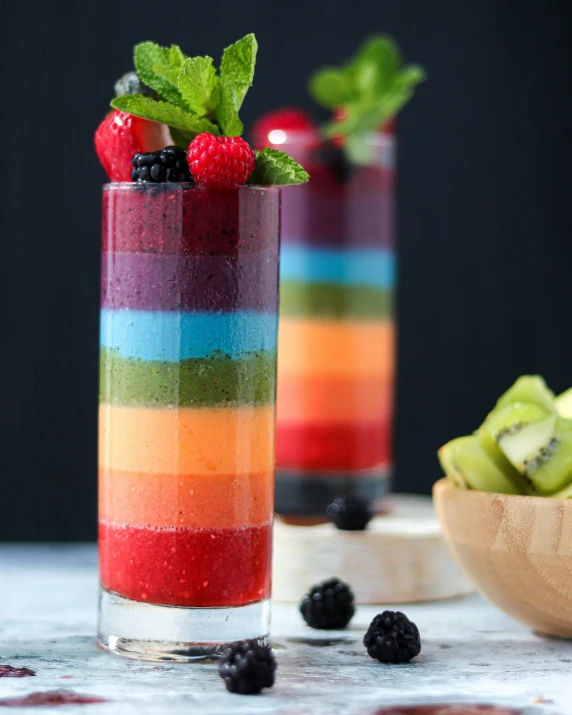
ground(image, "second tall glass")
xmin=98 ymin=183 xmax=280 ymax=660
xmin=274 ymin=133 xmax=395 ymax=521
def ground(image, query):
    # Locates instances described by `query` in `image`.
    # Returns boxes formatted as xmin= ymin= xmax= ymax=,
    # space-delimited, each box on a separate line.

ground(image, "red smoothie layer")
xmin=276 ymin=421 xmax=391 ymax=471
xmin=99 ymin=521 xmax=272 ymax=607
xmin=102 ymin=184 xmax=280 ymax=256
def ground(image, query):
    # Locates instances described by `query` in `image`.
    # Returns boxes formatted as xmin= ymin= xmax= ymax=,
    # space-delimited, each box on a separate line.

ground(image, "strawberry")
xmin=94 ymin=110 xmax=171 ymax=182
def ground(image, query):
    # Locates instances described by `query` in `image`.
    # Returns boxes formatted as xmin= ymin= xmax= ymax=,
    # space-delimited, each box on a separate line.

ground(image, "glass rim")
xmin=103 ymin=182 xmax=280 ymax=193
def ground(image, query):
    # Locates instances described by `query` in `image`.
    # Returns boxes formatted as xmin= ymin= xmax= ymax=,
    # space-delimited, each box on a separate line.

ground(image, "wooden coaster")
xmin=272 ymin=494 xmax=473 ymax=604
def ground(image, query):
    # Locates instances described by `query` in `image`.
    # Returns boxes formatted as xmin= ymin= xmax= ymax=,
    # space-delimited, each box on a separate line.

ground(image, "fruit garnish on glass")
xmin=438 ymin=375 xmax=572 ymax=497
xmin=253 ymin=34 xmax=425 ymax=163
xmin=95 ymin=34 xmax=308 ymax=187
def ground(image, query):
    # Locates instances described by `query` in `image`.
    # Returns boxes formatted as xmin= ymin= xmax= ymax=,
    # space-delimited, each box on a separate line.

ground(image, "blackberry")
xmin=114 ymin=71 xmax=156 ymax=98
xmin=131 ymin=146 xmax=192 ymax=183
xmin=327 ymin=495 xmax=372 ymax=531
xmin=300 ymin=578 xmax=355 ymax=629
xmin=312 ymin=140 xmax=353 ymax=183
xmin=364 ymin=610 xmax=421 ymax=664
xmin=218 ymin=639 xmax=276 ymax=695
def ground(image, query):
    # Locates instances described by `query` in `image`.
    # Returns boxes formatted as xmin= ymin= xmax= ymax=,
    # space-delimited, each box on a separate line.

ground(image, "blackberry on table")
xmin=131 ymin=146 xmax=192 ymax=183
xmin=218 ymin=639 xmax=276 ymax=695
xmin=300 ymin=577 xmax=355 ymax=629
xmin=364 ymin=610 xmax=421 ymax=664
xmin=327 ymin=495 xmax=372 ymax=531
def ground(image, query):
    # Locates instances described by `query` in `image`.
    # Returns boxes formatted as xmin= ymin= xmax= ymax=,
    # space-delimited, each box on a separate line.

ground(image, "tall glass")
xmin=274 ymin=133 xmax=395 ymax=521
xmin=98 ymin=183 xmax=280 ymax=660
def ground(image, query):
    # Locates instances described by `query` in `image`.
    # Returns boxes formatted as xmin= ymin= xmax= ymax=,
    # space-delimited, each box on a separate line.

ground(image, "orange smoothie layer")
xmin=99 ymin=468 xmax=273 ymax=529
xmin=99 ymin=404 xmax=274 ymax=475
xmin=278 ymin=319 xmax=395 ymax=378
xmin=277 ymin=375 xmax=393 ymax=423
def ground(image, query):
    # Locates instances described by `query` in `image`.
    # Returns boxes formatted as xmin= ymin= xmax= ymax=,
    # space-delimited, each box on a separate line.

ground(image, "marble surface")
xmin=0 ymin=545 xmax=571 ymax=714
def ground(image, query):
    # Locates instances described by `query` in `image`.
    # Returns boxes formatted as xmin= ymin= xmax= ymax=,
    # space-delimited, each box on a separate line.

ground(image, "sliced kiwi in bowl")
xmin=437 ymin=375 xmax=572 ymax=498
xmin=438 ymin=435 xmax=523 ymax=494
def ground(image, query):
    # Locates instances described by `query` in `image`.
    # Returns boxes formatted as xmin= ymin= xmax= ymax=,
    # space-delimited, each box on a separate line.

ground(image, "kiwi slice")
xmin=438 ymin=435 xmax=523 ymax=494
xmin=477 ymin=426 xmax=532 ymax=494
xmin=492 ymin=375 xmax=556 ymax=416
xmin=552 ymin=479 xmax=572 ymax=498
xmin=556 ymin=387 xmax=572 ymax=418
xmin=496 ymin=415 xmax=572 ymax=494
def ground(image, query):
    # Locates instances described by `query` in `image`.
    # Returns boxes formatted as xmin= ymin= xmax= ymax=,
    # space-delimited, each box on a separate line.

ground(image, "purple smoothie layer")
xmin=101 ymin=250 xmax=279 ymax=312
xmin=281 ymin=166 xmax=394 ymax=249
xmin=103 ymin=184 xmax=280 ymax=256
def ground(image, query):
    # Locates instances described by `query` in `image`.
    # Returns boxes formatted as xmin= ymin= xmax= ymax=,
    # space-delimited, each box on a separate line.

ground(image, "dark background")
xmin=1 ymin=0 xmax=571 ymax=540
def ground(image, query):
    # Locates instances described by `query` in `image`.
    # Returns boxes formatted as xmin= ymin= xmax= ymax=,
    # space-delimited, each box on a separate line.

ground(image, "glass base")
xmin=275 ymin=465 xmax=391 ymax=518
xmin=97 ymin=588 xmax=270 ymax=662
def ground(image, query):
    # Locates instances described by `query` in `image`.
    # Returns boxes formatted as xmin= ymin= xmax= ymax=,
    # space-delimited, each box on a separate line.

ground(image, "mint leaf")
xmin=216 ymin=33 xmax=258 ymax=135
xmin=134 ymin=42 xmax=186 ymax=107
xmin=215 ymin=104 xmax=243 ymax=136
xmin=178 ymin=57 xmax=221 ymax=117
xmin=152 ymin=63 xmax=180 ymax=87
xmin=169 ymin=44 xmax=186 ymax=68
xmin=152 ymin=44 xmax=189 ymax=94
xmin=248 ymin=148 xmax=309 ymax=186
xmin=111 ymin=95 xmax=219 ymax=135
xmin=393 ymin=64 xmax=426 ymax=91
xmin=353 ymin=36 xmax=401 ymax=93
xmin=219 ymin=33 xmax=257 ymax=110
xmin=308 ymin=68 xmax=355 ymax=108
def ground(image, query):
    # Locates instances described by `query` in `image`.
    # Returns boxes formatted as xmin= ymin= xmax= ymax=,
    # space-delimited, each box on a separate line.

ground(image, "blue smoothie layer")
xmin=280 ymin=246 xmax=395 ymax=289
xmin=101 ymin=309 xmax=278 ymax=361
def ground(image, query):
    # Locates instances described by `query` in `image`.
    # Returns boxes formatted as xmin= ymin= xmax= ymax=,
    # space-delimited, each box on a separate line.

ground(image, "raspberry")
xmin=300 ymin=578 xmax=355 ymax=629
xmin=327 ymin=495 xmax=372 ymax=531
xmin=252 ymin=107 xmax=318 ymax=150
xmin=218 ymin=639 xmax=276 ymax=695
xmin=187 ymin=134 xmax=256 ymax=188
xmin=94 ymin=110 xmax=171 ymax=182
xmin=364 ymin=610 xmax=421 ymax=664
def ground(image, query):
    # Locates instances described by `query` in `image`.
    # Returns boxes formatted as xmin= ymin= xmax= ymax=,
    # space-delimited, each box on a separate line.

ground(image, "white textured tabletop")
xmin=0 ymin=545 xmax=571 ymax=714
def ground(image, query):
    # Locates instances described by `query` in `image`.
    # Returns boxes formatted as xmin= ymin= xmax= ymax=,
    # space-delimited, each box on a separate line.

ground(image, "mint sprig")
xmin=109 ymin=34 xmax=308 ymax=186
xmin=309 ymin=34 xmax=425 ymax=159
xmin=248 ymin=149 xmax=309 ymax=186
xmin=113 ymin=35 xmax=257 ymax=146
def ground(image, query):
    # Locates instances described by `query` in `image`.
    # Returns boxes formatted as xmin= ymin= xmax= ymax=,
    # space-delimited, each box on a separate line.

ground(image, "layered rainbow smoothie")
xmin=276 ymin=136 xmax=395 ymax=517
xmin=99 ymin=183 xmax=279 ymax=608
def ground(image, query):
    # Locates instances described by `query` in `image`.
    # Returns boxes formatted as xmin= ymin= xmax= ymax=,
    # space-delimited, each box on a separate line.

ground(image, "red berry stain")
xmin=0 ymin=690 xmax=106 ymax=707
xmin=0 ymin=665 xmax=36 ymax=677
xmin=374 ymin=707 xmax=521 ymax=715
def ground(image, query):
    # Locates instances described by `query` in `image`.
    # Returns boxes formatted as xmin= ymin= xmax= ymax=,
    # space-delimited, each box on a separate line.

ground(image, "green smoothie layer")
xmin=280 ymin=282 xmax=393 ymax=319
xmin=100 ymin=349 xmax=276 ymax=408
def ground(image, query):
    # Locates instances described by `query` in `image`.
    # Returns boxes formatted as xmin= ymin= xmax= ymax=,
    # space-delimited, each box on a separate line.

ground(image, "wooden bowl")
xmin=433 ymin=478 xmax=572 ymax=638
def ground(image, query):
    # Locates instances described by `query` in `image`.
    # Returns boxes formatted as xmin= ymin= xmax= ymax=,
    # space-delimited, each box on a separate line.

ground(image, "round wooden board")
xmin=272 ymin=494 xmax=473 ymax=604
